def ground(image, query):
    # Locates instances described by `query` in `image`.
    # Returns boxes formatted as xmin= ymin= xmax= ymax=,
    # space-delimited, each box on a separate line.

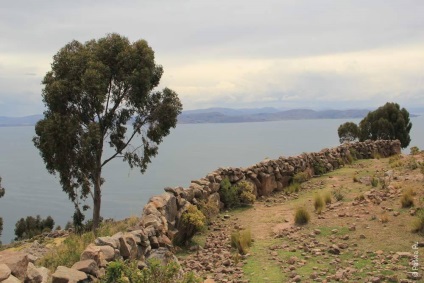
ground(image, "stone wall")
xmin=0 ymin=140 xmax=401 ymax=283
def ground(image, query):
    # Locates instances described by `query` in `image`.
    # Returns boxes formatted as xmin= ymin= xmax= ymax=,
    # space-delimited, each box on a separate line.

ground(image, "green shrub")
xmin=14 ymin=215 xmax=55 ymax=241
xmin=371 ymin=177 xmax=379 ymax=187
xmin=410 ymin=146 xmax=420 ymax=155
xmin=352 ymin=175 xmax=359 ymax=182
xmin=218 ymin=178 xmax=256 ymax=208
xmin=286 ymin=183 xmax=301 ymax=194
xmin=292 ymin=171 xmax=309 ymax=184
xmin=400 ymin=189 xmax=414 ymax=208
xmin=355 ymin=194 xmax=366 ymax=202
xmin=230 ymin=229 xmax=253 ymax=255
xmin=175 ymin=205 xmax=206 ymax=245
xmin=312 ymin=162 xmax=327 ymax=176
xmin=294 ymin=207 xmax=310 ymax=225
xmin=407 ymin=158 xmax=419 ymax=170
xmin=198 ymin=199 xmax=219 ymax=225
xmin=332 ymin=187 xmax=344 ymax=201
xmin=313 ymin=194 xmax=325 ymax=214
xmin=349 ymin=148 xmax=358 ymax=161
xmin=101 ymin=259 xmax=201 ymax=283
xmin=323 ymin=192 xmax=332 ymax=204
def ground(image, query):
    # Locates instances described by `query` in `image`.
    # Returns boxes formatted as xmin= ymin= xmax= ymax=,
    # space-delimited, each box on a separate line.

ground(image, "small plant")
xmin=230 ymin=229 xmax=253 ymax=255
xmin=286 ymin=183 xmax=301 ymax=194
xmin=410 ymin=146 xmax=420 ymax=155
xmin=312 ymin=161 xmax=327 ymax=175
xmin=355 ymin=194 xmax=366 ymax=202
xmin=323 ymin=192 xmax=332 ymax=205
xmin=406 ymin=158 xmax=419 ymax=170
xmin=101 ymin=259 xmax=201 ymax=283
xmin=352 ymin=175 xmax=359 ymax=182
xmin=238 ymin=181 xmax=256 ymax=205
xmin=349 ymin=148 xmax=358 ymax=161
xmin=313 ymin=194 xmax=325 ymax=214
xmin=400 ymin=189 xmax=414 ymax=208
xmin=198 ymin=199 xmax=220 ymax=225
xmin=371 ymin=177 xmax=379 ymax=187
xmin=332 ymin=187 xmax=344 ymax=201
xmin=380 ymin=213 xmax=389 ymax=223
xmin=175 ymin=205 xmax=206 ymax=245
xmin=294 ymin=207 xmax=310 ymax=225
xmin=218 ymin=178 xmax=256 ymax=209
xmin=292 ymin=171 xmax=309 ymax=184
xmin=411 ymin=211 xmax=424 ymax=234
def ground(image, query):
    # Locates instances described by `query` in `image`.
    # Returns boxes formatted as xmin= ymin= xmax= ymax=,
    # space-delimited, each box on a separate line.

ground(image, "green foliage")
xmin=338 ymin=122 xmax=360 ymax=143
xmin=410 ymin=146 xmax=420 ymax=155
xmin=286 ymin=183 xmax=301 ymax=194
xmin=313 ymin=194 xmax=325 ymax=214
xmin=312 ymin=161 xmax=327 ymax=176
xmin=371 ymin=177 xmax=379 ymax=187
xmin=349 ymin=147 xmax=358 ymax=161
xmin=101 ymin=259 xmax=201 ymax=283
xmin=175 ymin=205 xmax=206 ymax=245
xmin=292 ymin=171 xmax=309 ymax=184
xmin=14 ymin=215 xmax=55 ymax=241
xmin=332 ymin=187 xmax=345 ymax=201
xmin=219 ymin=178 xmax=256 ymax=209
xmin=400 ymin=189 xmax=414 ymax=208
xmin=32 ymin=33 xmax=183 ymax=230
xmin=230 ymin=229 xmax=253 ymax=255
xmin=406 ymin=157 xmax=419 ymax=170
xmin=358 ymin=102 xmax=412 ymax=148
xmin=294 ymin=207 xmax=310 ymax=225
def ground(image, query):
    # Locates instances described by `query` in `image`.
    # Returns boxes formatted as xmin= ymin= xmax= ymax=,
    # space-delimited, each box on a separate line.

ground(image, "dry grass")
xmin=230 ymin=229 xmax=252 ymax=255
xmin=294 ymin=207 xmax=310 ymax=225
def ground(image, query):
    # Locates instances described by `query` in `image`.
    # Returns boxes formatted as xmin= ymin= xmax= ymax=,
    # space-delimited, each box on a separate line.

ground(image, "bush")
xmin=198 ymin=199 xmax=219 ymax=225
xmin=312 ymin=162 xmax=327 ymax=176
xmin=293 ymin=171 xmax=309 ymax=184
xmin=313 ymin=194 xmax=325 ymax=214
xmin=323 ymin=192 xmax=332 ymax=205
xmin=101 ymin=259 xmax=201 ymax=283
xmin=14 ymin=215 xmax=55 ymax=241
xmin=371 ymin=177 xmax=379 ymax=187
xmin=353 ymin=175 xmax=359 ymax=182
xmin=218 ymin=178 xmax=256 ymax=209
xmin=332 ymin=188 xmax=345 ymax=201
xmin=410 ymin=146 xmax=420 ymax=155
xmin=294 ymin=207 xmax=310 ymax=225
xmin=400 ymin=189 xmax=414 ymax=208
xmin=406 ymin=158 xmax=419 ymax=170
xmin=230 ymin=229 xmax=253 ymax=255
xmin=349 ymin=148 xmax=358 ymax=161
xmin=287 ymin=183 xmax=301 ymax=194
xmin=175 ymin=205 xmax=206 ymax=245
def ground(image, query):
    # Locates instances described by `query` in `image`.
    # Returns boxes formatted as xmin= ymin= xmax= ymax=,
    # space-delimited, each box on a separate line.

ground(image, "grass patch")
xmin=230 ymin=229 xmax=253 ymax=255
xmin=400 ymin=189 xmax=415 ymax=208
xmin=313 ymin=194 xmax=325 ymax=214
xmin=323 ymin=192 xmax=332 ymax=204
xmin=294 ymin=207 xmax=310 ymax=225
xmin=332 ymin=187 xmax=345 ymax=201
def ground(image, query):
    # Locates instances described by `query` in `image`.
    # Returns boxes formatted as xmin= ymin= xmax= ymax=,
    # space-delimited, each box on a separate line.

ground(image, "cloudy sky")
xmin=1 ymin=0 xmax=423 ymax=116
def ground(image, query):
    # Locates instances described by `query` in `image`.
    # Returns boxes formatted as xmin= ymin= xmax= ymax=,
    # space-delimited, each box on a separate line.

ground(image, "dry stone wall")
xmin=0 ymin=140 xmax=401 ymax=283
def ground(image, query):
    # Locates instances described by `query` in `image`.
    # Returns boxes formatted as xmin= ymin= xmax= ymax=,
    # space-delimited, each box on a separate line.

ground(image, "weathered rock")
xmin=71 ymin=259 xmax=99 ymax=277
xmin=52 ymin=266 xmax=87 ymax=283
xmin=0 ymin=251 xmax=29 ymax=280
xmin=0 ymin=263 xmax=11 ymax=281
xmin=80 ymin=244 xmax=107 ymax=267
xmin=2 ymin=274 xmax=21 ymax=283
xmin=26 ymin=262 xmax=50 ymax=283
xmin=94 ymin=236 xmax=120 ymax=249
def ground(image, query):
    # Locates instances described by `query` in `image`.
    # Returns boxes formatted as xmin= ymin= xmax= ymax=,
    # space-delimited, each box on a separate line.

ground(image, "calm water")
xmin=0 ymin=117 xmax=423 ymax=244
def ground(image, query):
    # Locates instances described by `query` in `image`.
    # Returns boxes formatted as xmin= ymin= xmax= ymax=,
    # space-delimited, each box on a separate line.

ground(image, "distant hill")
xmin=178 ymin=108 xmax=372 ymax=123
xmin=0 ymin=107 xmax=420 ymax=126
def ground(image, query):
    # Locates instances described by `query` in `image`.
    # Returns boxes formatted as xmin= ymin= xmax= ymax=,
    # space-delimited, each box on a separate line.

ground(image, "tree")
xmin=338 ymin=122 xmax=360 ymax=143
xmin=14 ymin=215 xmax=55 ymax=240
xmin=358 ymin=102 xmax=412 ymax=148
xmin=33 ymin=34 xmax=182 ymax=230
xmin=0 ymin=177 xmax=4 ymax=244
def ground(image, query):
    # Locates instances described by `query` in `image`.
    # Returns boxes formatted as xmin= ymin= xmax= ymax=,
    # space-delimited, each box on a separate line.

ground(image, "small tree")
xmin=358 ymin=102 xmax=412 ymax=148
xmin=33 ymin=34 xmax=182 ymax=230
xmin=14 ymin=215 xmax=55 ymax=240
xmin=337 ymin=122 xmax=359 ymax=143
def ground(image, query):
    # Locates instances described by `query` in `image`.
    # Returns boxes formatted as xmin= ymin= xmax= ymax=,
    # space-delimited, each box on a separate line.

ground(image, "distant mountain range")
xmin=178 ymin=107 xmax=372 ymax=123
xmin=1 ymin=107 xmax=420 ymax=126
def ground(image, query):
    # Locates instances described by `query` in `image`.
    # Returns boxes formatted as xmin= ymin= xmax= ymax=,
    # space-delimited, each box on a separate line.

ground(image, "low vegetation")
xmin=332 ymin=187 xmax=344 ymax=201
xmin=14 ymin=215 xmax=55 ymax=241
xmin=230 ymin=229 xmax=253 ymax=255
xmin=294 ymin=207 xmax=310 ymax=225
xmin=101 ymin=259 xmax=201 ymax=283
xmin=313 ymin=194 xmax=325 ymax=214
xmin=400 ymin=189 xmax=415 ymax=208
xmin=219 ymin=178 xmax=256 ymax=209
xmin=175 ymin=205 xmax=206 ymax=246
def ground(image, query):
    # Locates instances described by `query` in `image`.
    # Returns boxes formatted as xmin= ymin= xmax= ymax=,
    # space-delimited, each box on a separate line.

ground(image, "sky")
xmin=0 ymin=0 xmax=423 ymax=116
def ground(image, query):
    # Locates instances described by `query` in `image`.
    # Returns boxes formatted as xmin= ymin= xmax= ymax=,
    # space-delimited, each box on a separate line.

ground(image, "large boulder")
xmin=52 ymin=266 xmax=87 ymax=283
xmin=71 ymin=259 xmax=99 ymax=277
xmin=0 ymin=263 xmax=11 ymax=281
xmin=0 ymin=250 xmax=29 ymax=280
xmin=80 ymin=244 xmax=107 ymax=267
xmin=2 ymin=274 xmax=21 ymax=283
xmin=26 ymin=262 xmax=50 ymax=283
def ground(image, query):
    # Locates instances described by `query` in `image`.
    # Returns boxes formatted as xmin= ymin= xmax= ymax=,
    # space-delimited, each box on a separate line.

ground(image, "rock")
xmin=328 ymin=245 xmax=340 ymax=255
xmin=98 ymin=245 xmax=116 ymax=262
xmin=26 ymin=262 xmax=50 ymax=283
xmin=2 ymin=274 xmax=21 ymax=283
xmin=0 ymin=263 xmax=11 ymax=281
xmin=71 ymin=259 xmax=99 ymax=277
xmin=95 ymin=236 xmax=120 ymax=249
xmin=0 ymin=250 xmax=29 ymax=280
xmin=80 ymin=244 xmax=107 ymax=267
xmin=52 ymin=266 xmax=87 ymax=283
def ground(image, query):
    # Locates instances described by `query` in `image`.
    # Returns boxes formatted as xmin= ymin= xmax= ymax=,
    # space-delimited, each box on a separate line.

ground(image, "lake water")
xmin=0 ymin=117 xmax=423 ymax=244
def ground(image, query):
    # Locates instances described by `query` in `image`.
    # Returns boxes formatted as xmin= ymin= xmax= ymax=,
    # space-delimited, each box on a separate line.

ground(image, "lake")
xmin=0 ymin=117 xmax=423 ymax=244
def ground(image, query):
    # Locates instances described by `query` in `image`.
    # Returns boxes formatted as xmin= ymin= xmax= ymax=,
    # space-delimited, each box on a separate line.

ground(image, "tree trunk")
xmin=92 ymin=172 xmax=102 ymax=231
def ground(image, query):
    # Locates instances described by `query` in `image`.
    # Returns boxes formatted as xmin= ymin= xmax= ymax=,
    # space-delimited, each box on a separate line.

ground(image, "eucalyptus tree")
xmin=33 ymin=34 xmax=182 ymax=230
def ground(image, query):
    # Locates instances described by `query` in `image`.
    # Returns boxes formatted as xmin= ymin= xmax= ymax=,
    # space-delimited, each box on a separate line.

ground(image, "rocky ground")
xmin=180 ymin=153 xmax=424 ymax=283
